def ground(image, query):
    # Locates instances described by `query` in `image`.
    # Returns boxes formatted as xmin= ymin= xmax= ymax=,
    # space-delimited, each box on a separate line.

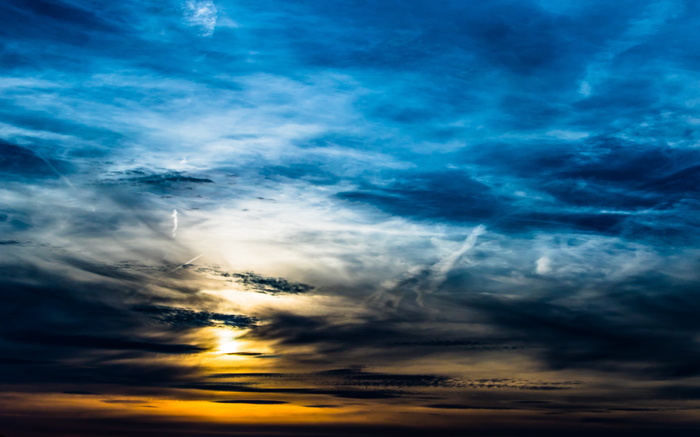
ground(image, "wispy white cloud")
xmin=183 ymin=0 xmax=218 ymax=37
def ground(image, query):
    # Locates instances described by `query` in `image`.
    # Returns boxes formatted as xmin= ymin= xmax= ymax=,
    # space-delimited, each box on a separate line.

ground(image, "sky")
xmin=2 ymin=0 xmax=700 ymax=435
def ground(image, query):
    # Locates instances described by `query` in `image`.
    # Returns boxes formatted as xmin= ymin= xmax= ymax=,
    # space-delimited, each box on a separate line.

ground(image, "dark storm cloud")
xmin=456 ymin=275 xmax=700 ymax=379
xmin=124 ymin=173 xmax=214 ymax=186
xmin=240 ymin=261 xmax=700 ymax=388
xmin=209 ymin=366 xmax=458 ymax=389
xmin=392 ymin=340 xmax=523 ymax=351
xmin=4 ymin=331 xmax=205 ymax=354
xmin=207 ymin=368 xmax=577 ymax=392
xmin=0 ymin=258 xmax=232 ymax=390
xmin=100 ymin=169 xmax=218 ymax=197
xmin=422 ymin=402 xmax=681 ymax=414
xmin=244 ymin=309 xmax=530 ymax=360
xmin=338 ymin=181 xmax=637 ymax=234
xmin=228 ymin=272 xmax=314 ymax=295
xmin=197 ymin=267 xmax=314 ymax=295
xmin=243 ymin=312 xmax=403 ymax=354
xmin=178 ymin=382 xmax=409 ymax=399
xmin=132 ymin=304 xmax=258 ymax=328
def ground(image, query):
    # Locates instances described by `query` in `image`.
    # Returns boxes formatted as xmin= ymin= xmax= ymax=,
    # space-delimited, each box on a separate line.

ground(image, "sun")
xmin=215 ymin=328 xmax=245 ymax=354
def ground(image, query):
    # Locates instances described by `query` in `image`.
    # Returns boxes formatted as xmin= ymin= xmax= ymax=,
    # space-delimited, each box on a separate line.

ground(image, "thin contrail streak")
xmin=37 ymin=154 xmax=75 ymax=190
xmin=168 ymin=252 xmax=205 ymax=273
xmin=432 ymin=224 xmax=486 ymax=285
xmin=369 ymin=225 xmax=487 ymax=308
xmin=128 ymin=253 xmax=207 ymax=295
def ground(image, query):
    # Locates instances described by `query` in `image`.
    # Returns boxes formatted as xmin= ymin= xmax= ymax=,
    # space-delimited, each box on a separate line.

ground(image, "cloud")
xmin=209 ymin=366 xmax=459 ymax=388
xmin=194 ymin=267 xmax=316 ymax=294
xmin=458 ymin=280 xmax=700 ymax=378
xmin=4 ymin=331 xmax=206 ymax=354
xmin=229 ymin=272 xmax=314 ymax=294
xmin=3 ymin=0 xmax=700 ymax=434
xmin=0 ymin=140 xmax=73 ymax=180
xmin=337 ymin=170 xmax=498 ymax=224
xmin=213 ymin=400 xmax=288 ymax=404
xmin=183 ymin=0 xmax=217 ymax=37
xmin=101 ymin=399 xmax=150 ymax=404
xmin=178 ymin=382 xmax=410 ymax=399
xmin=118 ymin=172 xmax=215 ymax=187
xmin=424 ymin=404 xmax=512 ymax=410
xmin=132 ymin=304 xmax=258 ymax=328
